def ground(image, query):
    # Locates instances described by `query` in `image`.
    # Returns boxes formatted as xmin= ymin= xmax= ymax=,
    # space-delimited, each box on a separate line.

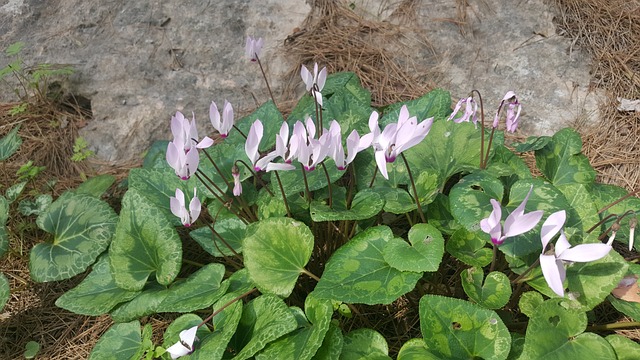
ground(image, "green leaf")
xmin=556 ymin=183 xmax=600 ymax=234
xmin=24 ymin=340 xmax=40 ymax=359
xmin=381 ymin=188 xmax=417 ymax=214
xmin=383 ymin=223 xmax=444 ymax=273
xmin=142 ymin=140 xmax=170 ymax=169
xmin=188 ymin=292 xmax=244 ymax=360
xmin=605 ymin=334 xmax=640 ymax=360
xmin=419 ymin=294 xmax=511 ymax=359
xmin=256 ymin=295 xmax=333 ymax=360
xmin=0 ymin=195 xmax=8 ymax=225
xmin=156 ymin=263 xmax=228 ymax=313
xmin=18 ymin=194 xmax=52 ymax=216
xmin=311 ymin=322 xmax=344 ymax=360
xmin=129 ymin=167 xmax=215 ymax=227
xmin=310 ymin=188 xmax=384 ymax=221
xmin=29 ymin=192 xmax=118 ymax=282
xmin=535 ymin=128 xmax=596 ymax=186
xmin=110 ymin=285 xmax=169 ymax=323
xmin=0 ymin=124 xmax=22 ymax=161
xmin=405 ymin=119 xmax=499 ymax=188
xmin=0 ymin=273 xmax=9 ymax=311
xmin=6 ymin=41 xmax=25 ymax=56
xmin=449 ymin=172 xmax=504 ymax=231
xmin=485 ymin=145 xmax=532 ymax=184
xmin=190 ymin=216 xmax=246 ymax=257
xmin=89 ymin=321 xmax=143 ymax=360
xmin=109 ymin=188 xmax=182 ymax=291
xmin=397 ymin=339 xmax=440 ymax=360
xmin=379 ymin=88 xmax=451 ymax=126
xmin=461 ymin=268 xmax=512 ymax=309
xmin=75 ymin=174 xmax=116 ymax=197
xmin=55 ymin=255 xmax=140 ymax=315
xmin=243 ymin=217 xmax=313 ymax=297
xmin=5 ymin=180 xmax=26 ymax=203
xmin=512 ymin=135 xmax=552 ymax=152
xmin=446 ymin=227 xmax=492 ymax=267
xmin=339 ymin=328 xmax=390 ymax=360
xmin=230 ymin=294 xmax=298 ymax=360
xmin=519 ymin=299 xmax=615 ymax=359
xmin=314 ymin=226 xmax=422 ymax=305
xmin=518 ymin=291 xmax=543 ymax=318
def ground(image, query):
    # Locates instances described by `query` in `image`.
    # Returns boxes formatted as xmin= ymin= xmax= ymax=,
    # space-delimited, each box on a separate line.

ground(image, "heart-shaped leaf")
xmin=314 ymin=226 xmax=422 ymax=305
xmin=419 ymin=294 xmax=511 ymax=359
xmin=156 ymin=263 xmax=228 ymax=313
xmin=518 ymin=291 xmax=544 ymax=318
xmin=461 ymin=268 xmax=512 ymax=309
xmin=605 ymin=334 xmax=640 ymax=360
xmin=18 ymin=194 xmax=52 ymax=216
xmin=109 ymin=188 xmax=182 ymax=291
xmin=75 ymin=174 xmax=116 ymax=198
xmin=519 ymin=298 xmax=615 ymax=358
xmin=243 ymin=217 xmax=314 ymax=297
xmin=449 ymin=172 xmax=504 ymax=231
xmin=29 ymin=192 xmax=118 ymax=282
xmin=383 ymin=223 xmax=444 ymax=273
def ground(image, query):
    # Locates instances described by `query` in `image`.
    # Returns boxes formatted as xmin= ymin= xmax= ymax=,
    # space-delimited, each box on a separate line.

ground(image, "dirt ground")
xmin=1 ymin=0 xmax=639 ymax=358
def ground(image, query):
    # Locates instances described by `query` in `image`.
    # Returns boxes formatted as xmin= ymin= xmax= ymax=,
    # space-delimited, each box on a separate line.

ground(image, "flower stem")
xmin=401 ymin=153 xmax=426 ymax=223
xmin=320 ymin=162 xmax=333 ymax=207
xmin=201 ymin=148 xmax=230 ymax=189
xmin=587 ymin=321 xmax=640 ymax=332
xmin=235 ymin=159 xmax=274 ymax=197
xmin=301 ymin=167 xmax=312 ymax=203
xmin=472 ymin=89 xmax=485 ymax=168
xmin=368 ymin=166 xmax=378 ymax=188
xmin=511 ymin=257 xmax=541 ymax=284
xmin=274 ymin=170 xmax=292 ymax=217
xmin=489 ymin=244 xmax=498 ymax=272
xmin=482 ymin=127 xmax=497 ymax=169
xmin=198 ymin=288 xmax=257 ymax=329
xmin=255 ymin=55 xmax=277 ymax=108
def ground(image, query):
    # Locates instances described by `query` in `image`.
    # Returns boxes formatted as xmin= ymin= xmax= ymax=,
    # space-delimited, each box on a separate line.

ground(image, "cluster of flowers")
xmin=480 ymin=186 xmax=620 ymax=297
xmin=449 ymin=91 xmax=522 ymax=132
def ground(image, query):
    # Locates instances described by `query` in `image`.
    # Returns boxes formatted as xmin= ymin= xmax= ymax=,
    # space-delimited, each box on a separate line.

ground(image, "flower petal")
xmin=558 ymin=243 xmax=612 ymax=263
xmin=540 ymin=254 xmax=566 ymax=297
xmin=540 ymin=210 xmax=566 ymax=250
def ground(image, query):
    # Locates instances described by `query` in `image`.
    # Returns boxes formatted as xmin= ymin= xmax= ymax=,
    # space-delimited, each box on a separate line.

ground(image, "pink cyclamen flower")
xmin=370 ymin=105 xmax=433 ymax=180
xmin=327 ymin=120 xmax=371 ymax=170
xmin=448 ymin=96 xmax=478 ymax=126
xmin=245 ymin=119 xmax=263 ymax=170
xmin=170 ymin=111 xmax=214 ymax=151
xmin=165 ymin=326 xmax=198 ymax=359
xmin=231 ymin=165 xmax=242 ymax=196
xmin=539 ymin=210 xmax=613 ymax=297
xmin=480 ymin=186 xmax=544 ymax=246
xmin=209 ymin=100 xmax=234 ymax=138
xmin=170 ymin=188 xmax=201 ymax=227
xmin=493 ymin=91 xmax=522 ymax=132
xmin=166 ymin=140 xmax=200 ymax=180
xmin=245 ymin=36 xmax=264 ymax=62
xmin=301 ymin=63 xmax=327 ymax=106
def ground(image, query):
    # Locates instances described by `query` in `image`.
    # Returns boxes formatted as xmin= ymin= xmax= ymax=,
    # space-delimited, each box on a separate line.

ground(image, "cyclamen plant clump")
xmin=20 ymin=35 xmax=640 ymax=360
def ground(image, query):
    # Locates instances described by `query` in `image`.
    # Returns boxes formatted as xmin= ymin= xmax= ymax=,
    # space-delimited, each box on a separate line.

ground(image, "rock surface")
xmin=0 ymin=0 xmax=601 ymax=161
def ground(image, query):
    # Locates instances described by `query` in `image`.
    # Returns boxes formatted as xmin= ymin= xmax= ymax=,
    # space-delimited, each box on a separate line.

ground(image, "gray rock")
xmin=0 ymin=0 xmax=600 ymax=161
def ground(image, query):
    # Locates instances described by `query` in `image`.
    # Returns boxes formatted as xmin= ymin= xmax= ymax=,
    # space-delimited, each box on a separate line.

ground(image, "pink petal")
xmin=558 ymin=243 xmax=612 ymax=263
xmin=540 ymin=254 xmax=566 ymax=297
xmin=541 ymin=210 xmax=566 ymax=250
xmin=209 ymin=101 xmax=220 ymax=130
xmin=300 ymin=65 xmax=313 ymax=91
xmin=317 ymin=66 xmax=327 ymax=91
xmin=375 ymin=150 xmax=389 ymax=180
xmin=503 ymin=210 xmax=543 ymax=238
xmin=245 ymin=120 xmax=263 ymax=165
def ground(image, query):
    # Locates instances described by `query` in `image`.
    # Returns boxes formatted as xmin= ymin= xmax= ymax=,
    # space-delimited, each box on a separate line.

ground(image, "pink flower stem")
xmin=201 ymin=148 xmax=230 ymax=189
xmin=510 ymin=257 xmax=541 ymax=284
xmin=301 ymin=167 xmax=312 ymax=203
xmin=471 ymin=89 xmax=486 ymax=169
